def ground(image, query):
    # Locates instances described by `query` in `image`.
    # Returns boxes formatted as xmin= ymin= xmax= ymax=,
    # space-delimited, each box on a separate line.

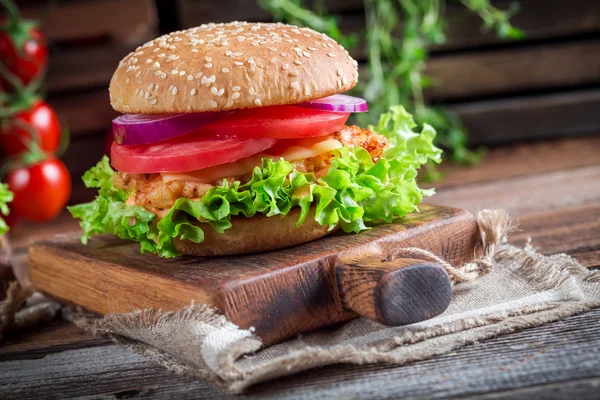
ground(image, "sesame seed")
xmin=205 ymin=56 xmax=212 ymax=62
xmin=172 ymin=70 xmax=179 ymax=75
xmin=308 ymin=47 xmax=317 ymax=51
xmin=327 ymin=43 xmax=334 ymax=48
xmin=234 ymin=51 xmax=243 ymax=56
xmin=249 ymin=87 xmax=256 ymax=95
xmin=205 ymin=63 xmax=213 ymax=68
xmin=234 ymin=61 xmax=244 ymax=66
xmin=222 ymin=67 xmax=230 ymax=73
xmin=255 ymin=99 xmax=262 ymax=106
xmin=139 ymin=90 xmax=144 ymax=98
xmin=192 ymin=49 xmax=199 ymax=53
xmin=145 ymin=91 xmax=150 ymax=99
xmin=195 ymin=72 xmax=203 ymax=78
xmin=231 ymin=92 xmax=240 ymax=100
xmin=158 ymin=53 xmax=165 ymax=57
xmin=303 ymin=51 xmax=311 ymax=58
xmin=304 ymin=87 xmax=311 ymax=95
xmin=187 ymin=75 xmax=193 ymax=81
xmin=172 ymin=87 xmax=178 ymax=95
xmin=337 ymin=69 xmax=343 ymax=76
xmin=225 ymin=50 xmax=232 ymax=56
xmin=342 ymin=76 xmax=348 ymax=85
xmin=232 ymin=86 xmax=241 ymax=91
xmin=291 ymin=81 xmax=300 ymax=89
xmin=327 ymin=52 xmax=335 ymax=57
xmin=148 ymin=83 xmax=155 ymax=91
xmin=154 ymin=70 xmax=161 ymax=76
xmin=146 ymin=59 xmax=153 ymax=64
xmin=136 ymin=71 xmax=141 ymax=77
xmin=281 ymin=52 xmax=288 ymax=57
xmin=270 ymin=58 xmax=277 ymax=63
xmin=154 ymin=85 xmax=159 ymax=91
xmin=268 ymin=46 xmax=277 ymax=51
xmin=289 ymin=70 xmax=299 ymax=77
xmin=150 ymin=98 xmax=158 ymax=105
xmin=179 ymin=71 xmax=186 ymax=76
xmin=211 ymin=87 xmax=218 ymax=95
xmin=217 ymin=88 xmax=224 ymax=96
xmin=210 ymin=101 xmax=218 ymax=108
xmin=226 ymin=101 xmax=234 ymax=108
xmin=190 ymin=88 xmax=197 ymax=96
xmin=210 ymin=75 xmax=216 ymax=82
xmin=169 ymin=45 xmax=176 ymax=50
xmin=134 ymin=88 xmax=139 ymax=95
xmin=294 ymin=60 xmax=302 ymax=65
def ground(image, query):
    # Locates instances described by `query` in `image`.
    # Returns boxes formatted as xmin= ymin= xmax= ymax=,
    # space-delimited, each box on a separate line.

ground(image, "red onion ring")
xmin=296 ymin=94 xmax=368 ymax=113
xmin=112 ymin=112 xmax=229 ymax=146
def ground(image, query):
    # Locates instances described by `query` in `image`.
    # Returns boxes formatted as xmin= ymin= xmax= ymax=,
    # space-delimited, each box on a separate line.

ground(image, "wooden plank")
xmin=428 ymin=136 xmax=600 ymax=189
xmin=46 ymin=43 xmax=148 ymax=94
xmin=425 ymin=39 xmax=600 ymax=101
xmin=0 ymin=321 xmax=108 ymax=361
xmin=431 ymin=165 xmax=600 ymax=216
xmin=21 ymin=0 xmax=158 ymax=43
xmin=48 ymin=90 xmax=114 ymax=136
xmin=177 ymin=0 xmax=365 ymax=28
xmin=28 ymin=205 xmax=479 ymax=345
xmin=449 ymin=89 xmax=600 ymax=145
xmin=509 ymin=204 xmax=600 ymax=268
xmin=0 ymin=309 xmax=598 ymax=399
xmin=440 ymin=0 xmax=600 ymax=51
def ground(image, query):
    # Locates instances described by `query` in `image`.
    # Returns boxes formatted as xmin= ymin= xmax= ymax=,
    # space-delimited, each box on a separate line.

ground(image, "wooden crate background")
xmin=16 ymin=0 xmax=600 ymax=204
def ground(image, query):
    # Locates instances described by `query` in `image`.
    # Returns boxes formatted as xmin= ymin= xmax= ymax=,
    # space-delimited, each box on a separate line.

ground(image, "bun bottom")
xmin=173 ymin=208 xmax=336 ymax=257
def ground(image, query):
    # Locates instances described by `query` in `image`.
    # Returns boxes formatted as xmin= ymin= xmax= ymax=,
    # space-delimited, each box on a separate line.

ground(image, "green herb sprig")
xmin=259 ymin=0 xmax=523 ymax=173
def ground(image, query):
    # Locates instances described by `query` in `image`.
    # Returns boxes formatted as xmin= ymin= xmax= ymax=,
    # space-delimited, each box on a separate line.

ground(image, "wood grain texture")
xmin=21 ymin=0 xmax=157 ymax=42
xmin=336 ymin=257 xmax=451 ymax=325
xmin=28 ymin=204 xmax=479 ymax=345
xmin=0 ymin=309 xmax=598 ymax=399
xmin=450 ymin=89 xmax=600 ymax=145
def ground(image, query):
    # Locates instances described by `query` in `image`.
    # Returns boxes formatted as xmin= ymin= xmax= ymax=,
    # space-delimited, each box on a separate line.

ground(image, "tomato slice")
xmin=111 ymin=131 xmax=276 ymax=173
xmin=201 ymin=106 xmax=350 ymax=138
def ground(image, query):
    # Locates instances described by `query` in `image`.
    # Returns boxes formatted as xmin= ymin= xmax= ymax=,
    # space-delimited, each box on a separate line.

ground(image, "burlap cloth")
xmin=2 ymin=211 xmax=600 ymax=394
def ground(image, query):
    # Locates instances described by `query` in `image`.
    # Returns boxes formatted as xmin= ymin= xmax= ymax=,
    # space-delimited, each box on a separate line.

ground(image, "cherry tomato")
xmin=111 ymin=132 xmax=277 ymax=173
xmin=0 ymin=101 xmax=61 ymax=155
xmin=0 ymin=26 xmax=47 ymax=86
xmin=201 ymin=106 xmax=350 ymax=138
xmin=6 ymin=158 xmax=71 ymax=222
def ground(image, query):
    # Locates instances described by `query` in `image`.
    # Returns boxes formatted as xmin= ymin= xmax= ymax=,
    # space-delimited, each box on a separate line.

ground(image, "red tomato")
xmin=0 ymin=101 xmax=61 ymax=155
xmin=111 ymin=132 xmax=277 ymax=173
xmin=6 ymin=158 xmax=71 ymax=222
xmin=201 ymin=106 xmax=350 ymax=138
xmin=0 ymin=26 xmax=47 ymax=86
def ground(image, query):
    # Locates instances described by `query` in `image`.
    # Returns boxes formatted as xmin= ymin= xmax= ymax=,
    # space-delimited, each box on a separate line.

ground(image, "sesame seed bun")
xmin=173 ymin=207 xmax=337 ymax=256
xmin=110 ymin=21 xmax=359 ymax=114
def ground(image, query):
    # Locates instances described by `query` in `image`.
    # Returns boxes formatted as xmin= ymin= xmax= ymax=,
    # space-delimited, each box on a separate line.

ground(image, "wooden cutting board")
xmin=28 ymin=204 xmax=481 ymax=345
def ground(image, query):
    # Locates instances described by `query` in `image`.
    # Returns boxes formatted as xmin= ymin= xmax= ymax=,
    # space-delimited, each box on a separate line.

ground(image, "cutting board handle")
xmin=335 ymin=254 xmax=452 ymax=326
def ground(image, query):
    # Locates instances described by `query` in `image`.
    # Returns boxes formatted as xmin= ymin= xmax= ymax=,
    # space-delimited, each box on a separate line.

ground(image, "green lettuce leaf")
xmin=0 ymin=183 xmax=13 ymax=235
xmin=70 ymin=106 xmax=442 ymax=258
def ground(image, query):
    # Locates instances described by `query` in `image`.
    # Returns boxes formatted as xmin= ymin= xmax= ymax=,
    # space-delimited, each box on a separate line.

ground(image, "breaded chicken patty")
xmin=114 ymin=125 xmax=387 ymax=213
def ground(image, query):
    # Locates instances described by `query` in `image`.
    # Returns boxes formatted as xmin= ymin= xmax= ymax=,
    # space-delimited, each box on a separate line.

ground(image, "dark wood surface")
xmin=1 ymin=136 xmax=599 ymax=398
xmin=28 ymin=204 xmax=477 ymax=345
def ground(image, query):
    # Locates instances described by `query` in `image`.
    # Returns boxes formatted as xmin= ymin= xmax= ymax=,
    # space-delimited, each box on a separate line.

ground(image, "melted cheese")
xmin=161 ymin=136 xmax=342 ymax=184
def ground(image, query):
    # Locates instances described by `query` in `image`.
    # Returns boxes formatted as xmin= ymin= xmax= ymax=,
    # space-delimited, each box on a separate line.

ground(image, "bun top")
xmin=110 ymin=21 xmax=358 ymax=114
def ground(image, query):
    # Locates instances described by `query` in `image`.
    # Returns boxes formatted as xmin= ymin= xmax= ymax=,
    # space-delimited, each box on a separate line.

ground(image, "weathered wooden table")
xmin=1 ymin=137 xmax=599 ymax=399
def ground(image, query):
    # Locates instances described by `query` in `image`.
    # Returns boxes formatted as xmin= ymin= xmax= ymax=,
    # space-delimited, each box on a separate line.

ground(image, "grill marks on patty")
xmin=114 ymin=125 xmax=387 ymax=214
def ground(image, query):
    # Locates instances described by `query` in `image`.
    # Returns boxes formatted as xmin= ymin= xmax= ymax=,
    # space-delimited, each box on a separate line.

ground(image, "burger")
xmin=69 ymin=21 xmax=442 ymax=258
